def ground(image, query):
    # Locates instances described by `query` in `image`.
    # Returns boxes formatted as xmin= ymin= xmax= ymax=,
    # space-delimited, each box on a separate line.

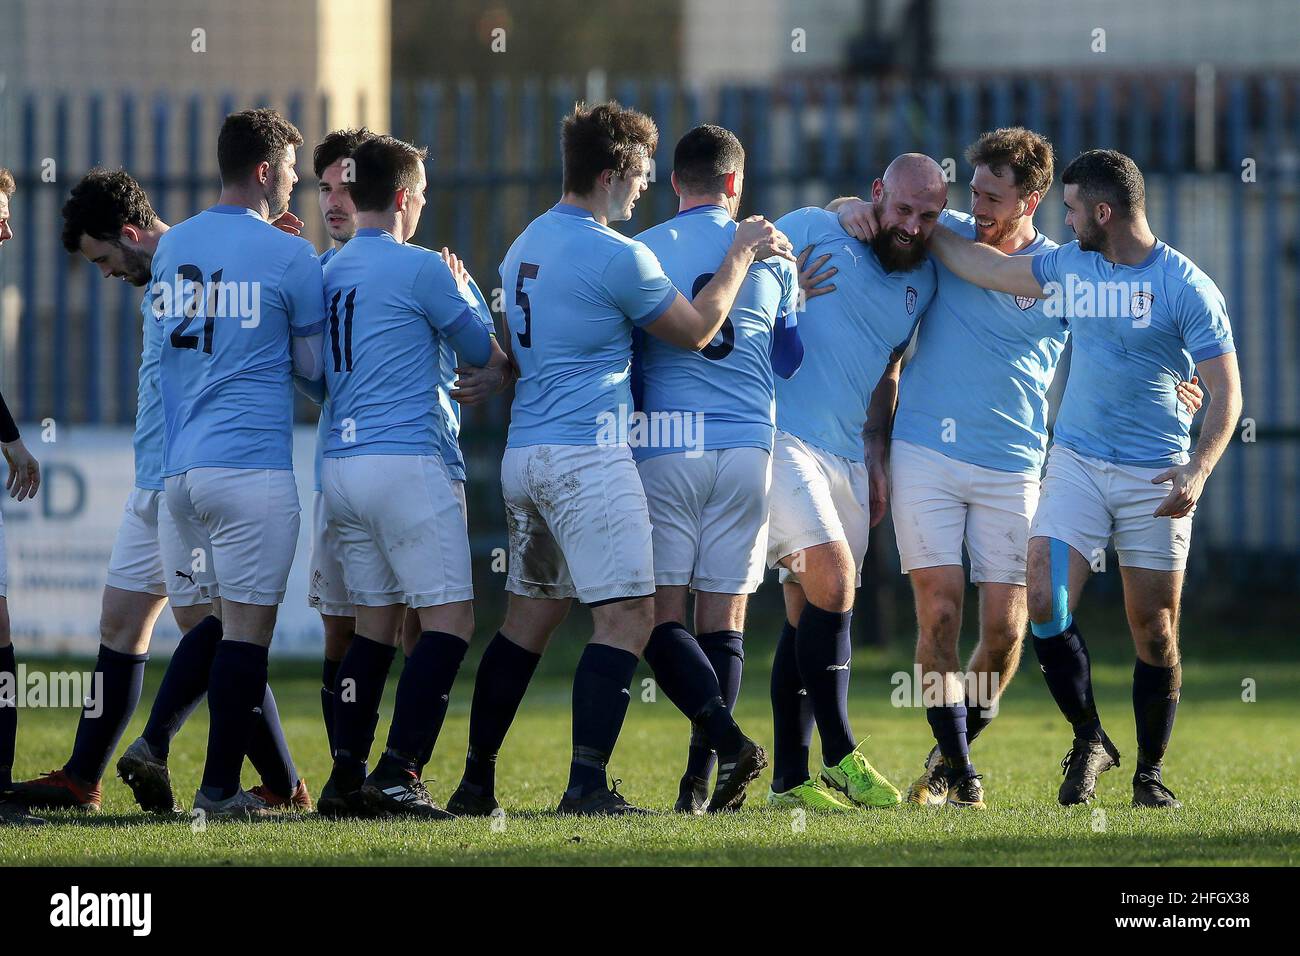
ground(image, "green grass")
xmin=3 ymin=623 xmax=1298 ymax=866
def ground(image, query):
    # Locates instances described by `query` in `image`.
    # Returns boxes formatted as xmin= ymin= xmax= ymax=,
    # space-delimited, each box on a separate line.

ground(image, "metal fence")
xmin=2 ymin=72 xmax=1297 ymax=587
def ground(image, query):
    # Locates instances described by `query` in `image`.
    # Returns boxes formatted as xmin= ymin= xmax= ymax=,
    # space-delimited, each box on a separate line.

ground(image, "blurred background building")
xmin=0 ymin=0 xmax=1295 ymax=650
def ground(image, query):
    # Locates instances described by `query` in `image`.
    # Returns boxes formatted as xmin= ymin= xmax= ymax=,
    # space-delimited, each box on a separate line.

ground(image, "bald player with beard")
xmin=764 ymin=154 xmax=946 ymax=812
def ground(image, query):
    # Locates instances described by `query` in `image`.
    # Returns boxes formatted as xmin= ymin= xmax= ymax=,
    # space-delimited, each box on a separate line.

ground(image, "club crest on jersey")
xmin=905 ymin=286 xmax=917 ymax=315
xmin=1131 ymin=290 xmax=1155 ymax=320
xmin=1015 ymin=294 xmax=1036 ymax=311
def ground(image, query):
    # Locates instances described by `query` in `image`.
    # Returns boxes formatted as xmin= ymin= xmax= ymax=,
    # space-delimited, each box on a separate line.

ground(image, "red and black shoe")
xmin=248 ymin=778 xmax=313 ymax=812
xmin=11 ymin=768 xmax=102 ymax=812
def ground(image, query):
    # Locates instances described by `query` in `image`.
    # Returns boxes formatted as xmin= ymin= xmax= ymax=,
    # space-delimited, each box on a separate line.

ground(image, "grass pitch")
xmin=3 ymin=613 xmax=1297 ymax=867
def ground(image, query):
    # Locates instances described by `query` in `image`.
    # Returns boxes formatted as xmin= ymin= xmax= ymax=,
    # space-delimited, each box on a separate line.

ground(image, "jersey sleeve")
xmin=601 ymin=240 xmax=677 ymax=327
xmin=769 ymin=258 xmax=803 ymax=379
xmin=464 ymin=275 xmax=496 ymax=334
xmin=1177 ymin=278 xmax=1235 ymax=362
xmin=1029 ymin=241 xmax=1078 ymax=292
xmin=413 ymin=255 xmax=493 ymax=367
xmin=283 ymin=243 xmax=327 ymax=337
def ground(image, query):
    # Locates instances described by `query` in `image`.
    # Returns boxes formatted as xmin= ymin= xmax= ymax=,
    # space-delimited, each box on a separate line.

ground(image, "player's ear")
xmin=1022 ymin=190 xmax=1042 ymax=218
xmin=670 ymin=170 xmax=682 ymax=198
xmin=393 ymin=186 xmax=408 ymax=213
xmin=119 ymin=224 xmax=141 ymax=245
xmin=255 ymin=159 xmax=272 ymax=186
xmin=723 ymin=170 xmax=738 ymax=199
xmin=870 ymin=178 xmax=885 ymax=204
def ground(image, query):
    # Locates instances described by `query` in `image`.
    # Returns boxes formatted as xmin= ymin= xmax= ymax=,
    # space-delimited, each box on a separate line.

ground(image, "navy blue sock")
xmin=321 ymin=657 xmax=341 ymax=758
xmin=795 ymin=602 xmax=855 ymax=766
xmin=965 ymin=693 xmax=993 ymax=744
xmin=1133 ymin=658 xmax=1180 ymax=770
xmin=199 ymin=640 xmax=269 ymax=801
xmin=770 ymin=621 xmax=814 ymax=792
xmin=66 ymin=645 xmax=148 ymax=784
xmin=244 ymin=683 xmax=298 ymax=798
xmin=0 ymin=643 xmax=16 ymax=788
xmin=142 ymin=615 xmax=223 ymax=759
xmin=926 ymin=703 xmax=973 ymax=778
xmin=332 ymin=634 xmax=396 ymax=781
xmin=643 ymin=622 xmax=742 ymax=753
xmin=1032 ymin=620 xmax=1101 ymax=740
xmin=566 ymin=643 xmax=639 ymax=797
xmin=384 ymin=631 xmax=467 ymax=764
xmin=686 ymin=630 xmax=744 ymax=778
xmin=462 ymin=632 xmax=540 ymax=793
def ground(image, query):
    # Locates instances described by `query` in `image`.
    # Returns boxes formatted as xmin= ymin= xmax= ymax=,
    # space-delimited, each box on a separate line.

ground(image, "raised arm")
xmin=928 ymin=225 xmax=1045 ymax=299
xmin=644 ymin=216 xmax=794 ymax=350
xmin=1152 ymin=352 xmax=1242 ymax=518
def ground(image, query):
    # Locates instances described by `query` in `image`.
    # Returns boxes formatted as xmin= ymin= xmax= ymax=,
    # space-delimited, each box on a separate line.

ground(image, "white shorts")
xmin=767 ymin=430 xmax=872 ymax=587
xmin=638 ymin=447 xmax=772 ymax=593
xmin=890 ymin=439 xmax=1039 ymax=586
xmin=1031 ymin=444 xmax=1194 ymax=572
xmin=322 ymin=455 xmax=473 ymax=608
xmin=164 ymin=467 xmax=301 ymax=606
xmin=309 ymin=480 xmax=467 ymax=616
xmin=502 ymin=443 xmax=654 ymax=604
xmin=106 ymin=488 xmax=206 ymax=605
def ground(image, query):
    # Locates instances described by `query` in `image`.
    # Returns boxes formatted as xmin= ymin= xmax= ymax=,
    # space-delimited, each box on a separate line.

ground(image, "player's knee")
xmin=321 ymin=614 xmax=354 ymax=660
xmin=172 ymin=603 xmax=211 ymax=634
xmin=1132 ymin=615 xmax=1179 ymax=666
xmin=917 ymin=595 xmax=961 ymax=642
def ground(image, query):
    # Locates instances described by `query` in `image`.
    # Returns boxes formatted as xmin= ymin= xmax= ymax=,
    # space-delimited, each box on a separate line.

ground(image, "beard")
xmin=974 ymin=214 xmax=1019 ymax=249
xmin=1074 ymin=220 xmax=1105 ymax=253
xmin=267 ymin=170 xmax=293 ymax=219
xmin=871 ymin=226 xmax=927 ymax=273
xmin=120 ymin=245 xmax=153 ymax=287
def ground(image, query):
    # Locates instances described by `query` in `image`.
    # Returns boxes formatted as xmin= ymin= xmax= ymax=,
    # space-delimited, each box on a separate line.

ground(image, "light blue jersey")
xmin=773 ymin=206 xmax=937 ymax=462
xmin=632 ymin=204 xmax=801 ymax=461
xmin=154 ymin=205 xmax=326 ymax=476
xmin=1031 ymin=239 xmax=1234 ymax=467
xmin=311 ymin=248 xmax=493 ymax=490
xmin=500 ymin=203 xmax=677 ymax=447
xmin=893 ymin=210 xmax=1065 ymax=474
xmin=133 ymin=295 xmax=165 ymax=489
xmin=322 ymin=229 xmax=492 ymax=459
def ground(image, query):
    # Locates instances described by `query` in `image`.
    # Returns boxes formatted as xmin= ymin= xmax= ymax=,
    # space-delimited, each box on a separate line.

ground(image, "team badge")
xmin=905 ymin=286 xmax=917 ymax=315
xmin=1131 ymin=290 xmax=1155 ymax=320
xmin=1015 ymin=295 xmax=1036 ymax=311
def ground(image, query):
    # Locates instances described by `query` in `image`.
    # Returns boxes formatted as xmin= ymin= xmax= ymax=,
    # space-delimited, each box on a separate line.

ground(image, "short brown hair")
xmin=217 ymin=108 xmax=303 ymax=183
xmin=347 ymin=135 xmax=427 ymax=212
xmin=561 ymin=101 xmax=658 ymax=196
xmin=965 ymin=127 xmax=1054 ymax=199
xmin=0 ymin=168 xmax=15 ymax=196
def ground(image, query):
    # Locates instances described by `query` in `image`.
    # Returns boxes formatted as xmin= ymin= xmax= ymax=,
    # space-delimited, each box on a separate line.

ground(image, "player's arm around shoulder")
xmin=644 ymin=216 xmax=794 ymax=350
